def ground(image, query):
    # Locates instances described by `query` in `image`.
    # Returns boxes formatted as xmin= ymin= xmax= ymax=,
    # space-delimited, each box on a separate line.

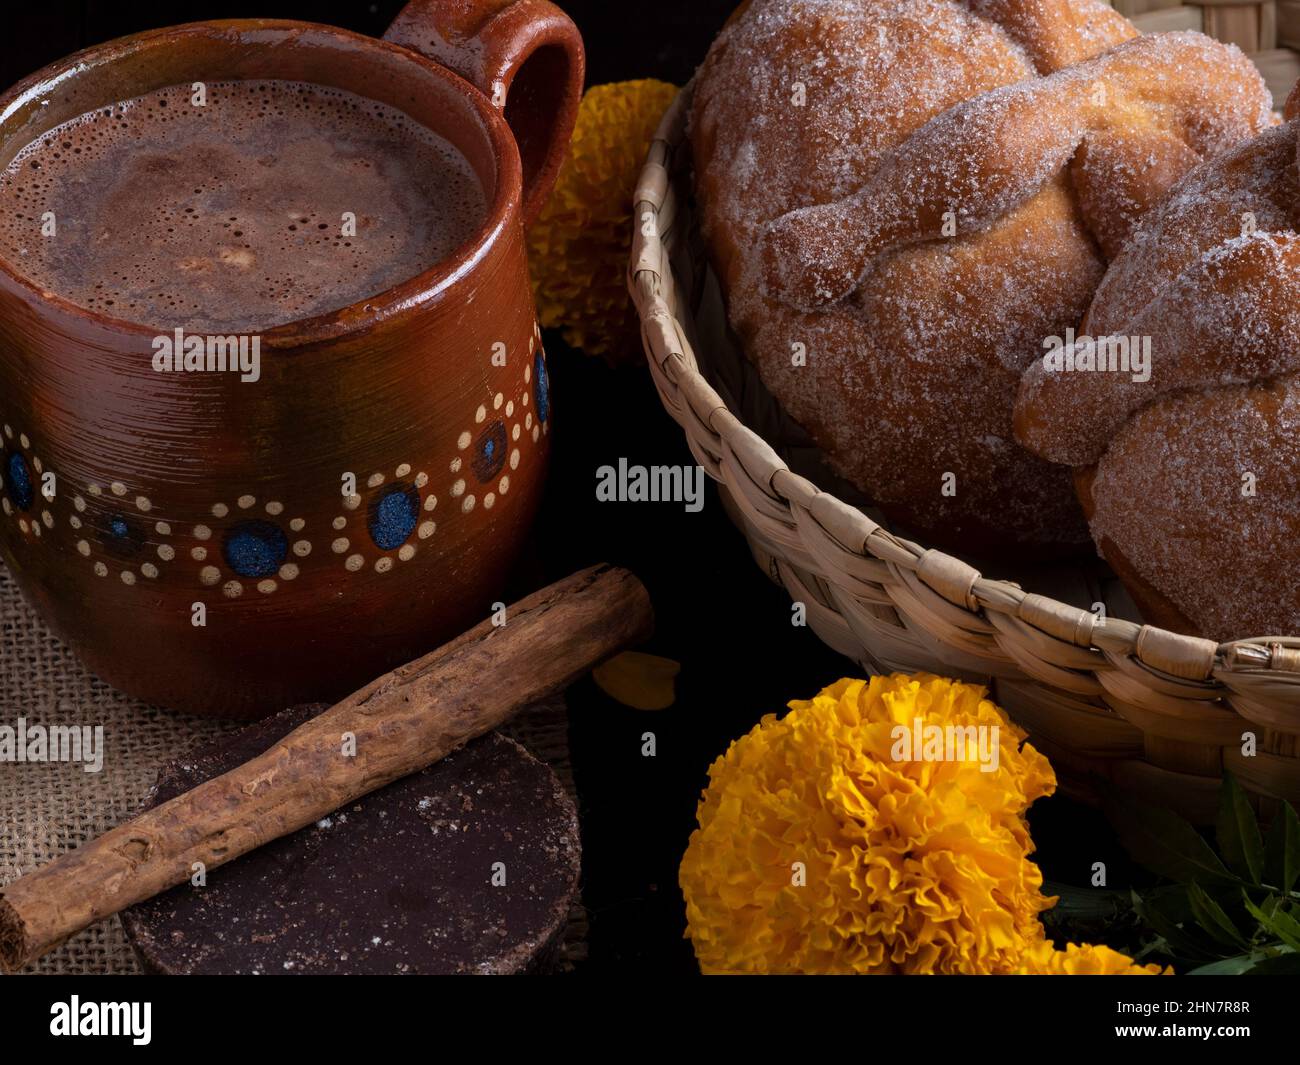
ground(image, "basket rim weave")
xmin=628 ymin=82 xmax=1300 ymax=814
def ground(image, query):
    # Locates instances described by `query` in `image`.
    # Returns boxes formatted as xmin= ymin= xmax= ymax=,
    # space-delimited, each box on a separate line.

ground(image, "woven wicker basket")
xmin=629 ymin=84 xmax=1300 ymax=825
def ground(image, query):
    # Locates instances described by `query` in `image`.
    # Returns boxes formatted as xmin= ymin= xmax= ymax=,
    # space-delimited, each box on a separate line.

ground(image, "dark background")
xmin=0 ymin=1 xmax=738 ymax=89
xmin=0 ymin=1 xmax=1133 ymax=974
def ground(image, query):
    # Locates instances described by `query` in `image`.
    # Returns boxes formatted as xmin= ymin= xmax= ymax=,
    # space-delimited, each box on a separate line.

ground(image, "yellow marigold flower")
xmin=527 ymin=79 xmax=678 ymax=361
xmin=1018 ymin=940 xmax=1172 ymax=976
xmin=680 ymin=674 xmax=1058 ymax=974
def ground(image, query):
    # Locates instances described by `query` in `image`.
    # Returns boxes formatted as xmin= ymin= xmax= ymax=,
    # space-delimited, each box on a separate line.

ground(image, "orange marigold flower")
xmin=1018 ymin=940 xmax=1172 ymax=976
xmin=527 ymin=79 xmax=678 ymax=362
xmin=680 ymin=674 xmax=1058 ymax=974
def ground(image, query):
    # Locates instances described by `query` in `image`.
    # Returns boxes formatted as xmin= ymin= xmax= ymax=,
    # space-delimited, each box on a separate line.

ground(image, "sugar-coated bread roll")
xmin=1017 ymin=93 xmax=1300 ymax=640
xmin=692 ymin=0 xmax=1273 ymax=557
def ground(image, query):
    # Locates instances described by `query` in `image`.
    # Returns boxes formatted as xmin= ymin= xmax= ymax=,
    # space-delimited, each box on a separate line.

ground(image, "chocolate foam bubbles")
xmin=0 ymin=79 xmax=487 ymax=331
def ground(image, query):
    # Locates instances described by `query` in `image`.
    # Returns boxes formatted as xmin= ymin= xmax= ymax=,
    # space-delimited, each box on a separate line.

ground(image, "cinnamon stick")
xmin=0 ymin=564 xmax=653 ymax=972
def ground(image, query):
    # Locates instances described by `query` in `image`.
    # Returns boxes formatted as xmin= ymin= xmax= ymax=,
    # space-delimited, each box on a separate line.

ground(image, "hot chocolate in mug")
xmin=0 ymin=1 xmax=584 ymax=717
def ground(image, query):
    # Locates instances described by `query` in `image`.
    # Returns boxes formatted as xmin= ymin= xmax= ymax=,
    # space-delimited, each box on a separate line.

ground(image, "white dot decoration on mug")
xmin=332 ymin=462 xmax=432 ymax=576
xmin=448 ymin=330 xmax=548 ymax=518
xmin=0 ymin=331 xmax=546 ymax=596
xmin=193 ymin=494 xmax=308 ymax=596
xmin=0 ymin=422 xmax=51 ymax=546
xmin=72 ymin=477 xmax=177 ymax=585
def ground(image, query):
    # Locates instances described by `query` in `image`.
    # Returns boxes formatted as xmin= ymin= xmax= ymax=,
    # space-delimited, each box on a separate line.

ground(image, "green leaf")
xmin=1244 ymin=951 xmax=1300 ymax=975
xmin=1042 ymin=881 xmax=1126 ymax=918
xmin=1104 ymin=790 xmax=1237 ymax=886
xmin=1131 ymin=938 xmax=1166 ymax=963
xmin=1242 ymin=893 xmax=1300 ymax=953
xmin=1216 ymin=772 xmax=1264 ymax=884
xmin=1269 ymin=908 xmax=1300 ymax=952
xmin=1186 ymin=953 xmax=1270 ymax=975
xmin=1263 ymin=801 xmax=1300 ymax=895
xmin=1188 ymin=884 xmax=1248 ymax=950
xmin=1142 ymin=884 xmax=1196 ymax=924
xmin=1131 ymin=890 xmax=1217 ymax=961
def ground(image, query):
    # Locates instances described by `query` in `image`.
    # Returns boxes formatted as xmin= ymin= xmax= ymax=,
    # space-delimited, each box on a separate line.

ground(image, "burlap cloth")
xmin=0 ymin=560 xmax=587 ymax=974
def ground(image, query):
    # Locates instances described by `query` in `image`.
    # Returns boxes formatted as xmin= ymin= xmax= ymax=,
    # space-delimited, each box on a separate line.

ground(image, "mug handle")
xmin=383 ymin=0 xmax=586 ymax=228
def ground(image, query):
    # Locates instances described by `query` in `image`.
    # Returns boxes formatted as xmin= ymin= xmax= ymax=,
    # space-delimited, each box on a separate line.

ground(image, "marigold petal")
xmin=526 ymin=79 xmax=678 ymax=361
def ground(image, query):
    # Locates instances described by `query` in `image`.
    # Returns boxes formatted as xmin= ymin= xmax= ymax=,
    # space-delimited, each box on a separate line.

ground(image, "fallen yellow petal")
xmin=592 ymin=651 xmax=681 ymax=710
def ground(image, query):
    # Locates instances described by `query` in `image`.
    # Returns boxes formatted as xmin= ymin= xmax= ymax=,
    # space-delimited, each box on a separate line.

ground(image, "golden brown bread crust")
xmin=1018 ymin=116 xmax=1300 ymax=640
xmin=1073 ymin=467 xmax=1203 ymax=637
xmin=691 ymin=0 xmax=1273 ymax=558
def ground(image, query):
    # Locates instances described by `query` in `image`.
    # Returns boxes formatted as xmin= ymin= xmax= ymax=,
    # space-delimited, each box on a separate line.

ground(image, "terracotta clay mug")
xmin=0 ymin=2 xmax=584 ymax=718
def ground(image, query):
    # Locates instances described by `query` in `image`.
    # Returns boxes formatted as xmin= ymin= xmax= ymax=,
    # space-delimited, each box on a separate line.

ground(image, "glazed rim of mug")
xmin=0 ymin=19 xmax=520 ymax=349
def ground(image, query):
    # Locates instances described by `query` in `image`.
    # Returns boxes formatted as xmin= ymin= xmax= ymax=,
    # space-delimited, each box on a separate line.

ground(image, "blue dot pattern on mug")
xmin=195 ymin=495 xmax=308 ymax=597
xmin=533 ymin=349 xmax=550 ymax=425
xmin=5 ymin=451 xmax=32 ymax=511
xmin=332 ymin=463 xmax=434 ymax=576
xmin=0 ymin=435 xmax=179 ymax=584
xmin=472 ymin=421 xmax=508 ymax=483
xmin=368 ymin=484 xmax=420 ymax=551
xmin=223 ymin=519 xmax=289 ymax=579
xmin=0 ymin=424 xmax=58 ymax=546
xmin=0 ymin=325 xmax=547 ymax=593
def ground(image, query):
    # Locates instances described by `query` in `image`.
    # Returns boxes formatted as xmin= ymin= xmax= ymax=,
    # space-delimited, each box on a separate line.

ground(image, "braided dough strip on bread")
xmin=1015 ymin=107 xmax=1300 ymax=638
xmin=1015 ymin=123 xmax=1300 ymax=465
xmin=691 ymin=0 xmax=1272 ymax=555
xmin=1017 ymin=232 xmax=1300 ymax=466
xmin=964 ymin=0 xmax=1135 ymax=69
xmin=761 ymin=31 xmax=1273 ymax=310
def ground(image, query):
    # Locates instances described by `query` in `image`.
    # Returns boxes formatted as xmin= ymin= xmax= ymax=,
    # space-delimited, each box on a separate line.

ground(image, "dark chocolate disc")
xmin=121 ymin=705 xmax=580 ymax=974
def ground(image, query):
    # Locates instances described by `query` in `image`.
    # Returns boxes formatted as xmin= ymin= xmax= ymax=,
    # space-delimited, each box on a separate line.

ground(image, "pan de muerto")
xmin=1016 ymin=83 xmax=1300 ymax=640
xmin=691 ymin=0 xmax=1273 ymax=557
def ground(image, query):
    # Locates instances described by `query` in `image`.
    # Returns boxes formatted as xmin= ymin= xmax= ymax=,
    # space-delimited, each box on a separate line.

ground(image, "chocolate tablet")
xmin=121 ymin=705 xmax=580 ymax=974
